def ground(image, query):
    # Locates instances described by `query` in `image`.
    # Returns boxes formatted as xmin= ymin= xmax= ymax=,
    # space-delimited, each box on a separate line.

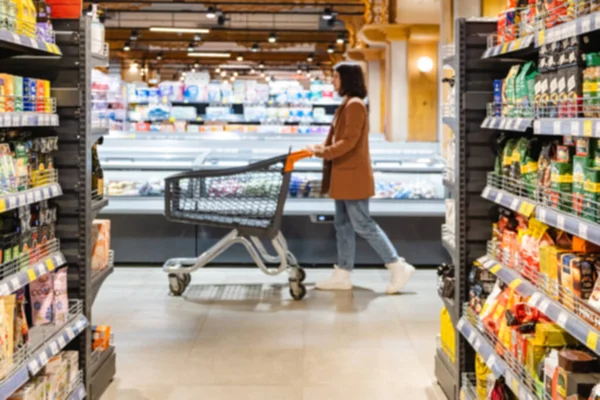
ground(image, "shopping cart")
xmin=162 ymin=150 xmax=313 ymax=300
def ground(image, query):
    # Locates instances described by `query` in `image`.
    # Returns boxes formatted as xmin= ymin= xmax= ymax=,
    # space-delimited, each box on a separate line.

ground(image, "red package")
xmin=497 ymin=12 xmax=507 ymax=44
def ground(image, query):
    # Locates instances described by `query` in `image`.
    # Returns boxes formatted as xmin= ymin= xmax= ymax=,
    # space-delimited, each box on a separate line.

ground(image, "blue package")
xmin=493 ymin=79 xmax=503 ymax=116
xmin=23 ymin=78 xmax=37 ymax=111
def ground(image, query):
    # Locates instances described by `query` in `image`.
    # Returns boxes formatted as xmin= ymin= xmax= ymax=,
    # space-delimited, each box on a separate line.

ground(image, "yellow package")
xmin=440 ymin=307 xmax=456 ymax=362
xmin=539 ymin=245 xmax=565 ymax=299
xmin=526 ymin=323 xmax=577 ymax=377
xmin=475 ymin=354 xmax=490 ymax=400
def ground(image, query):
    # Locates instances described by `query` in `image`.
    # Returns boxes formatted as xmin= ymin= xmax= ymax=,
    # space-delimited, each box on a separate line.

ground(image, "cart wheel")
xmin=290 ymin=283 xmax=307 ymax=300
xmin=169 ymin=274 xmax=186 ymax=296
xmin=297 ymin=268 xmax=306 ymax=283
xmin=182 ymin=273 xmax=192 ymax=287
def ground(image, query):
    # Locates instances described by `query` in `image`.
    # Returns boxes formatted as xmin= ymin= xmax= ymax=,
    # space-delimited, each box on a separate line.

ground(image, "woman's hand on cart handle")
xmin=305 ymin=144 xmax=324 ymax=157
xmin=285 ymin=149 xmax=316 ymax=172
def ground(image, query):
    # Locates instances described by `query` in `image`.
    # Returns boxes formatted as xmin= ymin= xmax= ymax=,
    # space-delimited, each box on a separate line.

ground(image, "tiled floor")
xmin=96 ymin=267 xmax=445 ymax=400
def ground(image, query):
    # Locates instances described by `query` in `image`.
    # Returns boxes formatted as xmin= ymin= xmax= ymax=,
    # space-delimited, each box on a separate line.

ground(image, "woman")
xmin=308 ymin=62 xmax=415 ymax=294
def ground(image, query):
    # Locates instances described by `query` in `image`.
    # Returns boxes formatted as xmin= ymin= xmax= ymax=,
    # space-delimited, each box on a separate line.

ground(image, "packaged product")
xmin=527 ymin=322 xmax=576 ymax=377
xmin=53 ymin=268 xmax=68 ymax=324
xmin=558 ymin=349 xmax=600 ymax=372
xmin=550 ymin=71 xmax=560 ymax=118
xmin=502 ymin=66 xmax=521 ymax=117
xmin=515 ymin=62 xmax=538 ymax=117
xmin=0 ymin=74 xmax=15 ymax=113
xmin=493 ymin=79 xmax=503 ymax=116
xmin=591 ymin=383 xmax=600 ymax=399
xmin=583 ymin=167 xmax=600 ymax=223
xmin=534 ymin=75 xmax=544 ymax=117
xmin=29 ymin=273 xmax=53 ymax=325
xmin=22 ymin=77 xmax=36 ymax=112
xmin=92 ymin=325 xmax=111 ymax=351
xmin=550 ymin=160 xmax=573 ymax=211
xmin=537 ymin=142 xmax=557 ymax=203
xmin=545 ymin=349 xmax=560 ymax=398
xmin=44 ymin=353 xmax=68 ymax=400
xmin=91 ymin=219 xmax=110 ymax=271
xmin=518 ymin=138 xmax=539 ymax=196
xmin=560 ymin=254 xmax=598 ymax=310
xmin=475 ymin=353 xmax=490 ymax=399
xmin=519 ymin=4 xmax=536 ymax=37
xmin=13 ymin=289 xmax=28 ymax=349
xmin=62 ymin=350 xmax=79 ymax=391
xmin=504 ymin=9 xmax=519 ymax=42
xmin=556 ymin=367 xmax=600 ymax=399
xmin=573 ymin=156 xmax=593 ymax=215
xmin=583 ymin=53 xmax=600 ymax=118
xmin=501 ymin=138 xmax=519 ymax=178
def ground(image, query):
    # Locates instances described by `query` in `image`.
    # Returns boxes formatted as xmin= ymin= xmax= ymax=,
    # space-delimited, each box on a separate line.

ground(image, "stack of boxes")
xmin=0 ymin=74 xmax=51 ymax=114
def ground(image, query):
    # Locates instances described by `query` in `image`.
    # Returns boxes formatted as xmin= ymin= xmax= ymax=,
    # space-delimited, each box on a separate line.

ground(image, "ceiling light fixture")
xmin=191 ymin=68 xmax=196 ymax=72
xmin=123 ymin=42 xmax=131 ymax=51
xmin=220 ymin=70 xmax=227 ymax=77
xmin=307 ymin=53 xmax=314 ymax=62
xmin=259 ymin=62 xmax=265 ymax=69
xmin=188 ymin=52 xmax=231 ymax=58
xmin=215 ymin=67 xmax=221 ymax=73
xmin=217 ymin=15 xmax=226 ymax=26
xmin=230 ymin=76 xmax=235 ymax=82
xmin=322 ymin=7 xmax=333 ymax=20
xmin=194 ymin=63 xmax=199 ymax=68
xmin=251 ymin=43 xmax=259 ymax=52
xmin=250 ymin=68 xmax=256 ymax=74
xmin=187 ymin=42 xmax=195 ymax=52
xmin=150 ymin=27 xmax=210 ymax=34
xmin=206 ymin=6 xmax=217 ymax=19
xmin=237 ymin=54 xmax=244 ymax=61
xmin=260 ymin=72 xmax=265 ymax=77
xmin=233 ymin=71 xmax=238 ymax=77
xmin=268 ymin=32 xmax=277 ymax=43
xmin=297 ymin=67 xmax=302 ymax=74
xmin=337 ymin=33 xmax=344 ymax=44
xmin=156 ymin=52 xmax=163 ymax=60
xmin=417 ymin=56 xmax=434 ymax=73
xmin=327 ymin=45 xmax=334 ymax=54
xmin=194 ymin=34 xmax=201 ymax=41
xmin=130 ymin=29 xmax=139 ymax=41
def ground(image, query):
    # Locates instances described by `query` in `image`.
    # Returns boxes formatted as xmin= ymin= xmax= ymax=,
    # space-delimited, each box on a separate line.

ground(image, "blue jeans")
xmin=334 ymin=199 xmax=399 ymax=271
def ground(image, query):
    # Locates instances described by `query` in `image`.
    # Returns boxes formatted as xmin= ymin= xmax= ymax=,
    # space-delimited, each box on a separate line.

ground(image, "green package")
xmin=515 ymin=61 xmax=539 ymax=117
xmin=518 ymin=138 xmax=538 ymax=197
xmin=551 ymin=161 xmax=573 ymax=212
xmin=503 ymin=65 xmax=521 ymax=117
xmin=583 ymin=167 xmax=600 ymax=222
xmin=573 ymin=156 xmax=592 ymax=215
xmin=501 ymin=139 xmax=518 ymax=178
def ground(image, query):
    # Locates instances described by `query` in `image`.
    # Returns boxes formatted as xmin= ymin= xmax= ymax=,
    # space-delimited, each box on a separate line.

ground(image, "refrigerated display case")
xmin=98 ymin=131 xmax=449 ymax=265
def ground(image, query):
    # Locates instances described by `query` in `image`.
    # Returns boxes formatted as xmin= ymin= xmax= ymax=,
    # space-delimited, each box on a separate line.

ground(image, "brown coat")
xmin=320 ymin=97 xmax=375 ymax=200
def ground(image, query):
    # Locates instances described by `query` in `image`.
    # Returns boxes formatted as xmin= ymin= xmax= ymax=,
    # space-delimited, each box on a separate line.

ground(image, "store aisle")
xmin=97 ymin=267 xmax=445 ymax=400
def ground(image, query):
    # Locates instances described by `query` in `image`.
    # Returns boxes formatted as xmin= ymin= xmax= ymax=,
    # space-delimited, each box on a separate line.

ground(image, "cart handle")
xmin=284 ymin=150 xmax=314 ymax=172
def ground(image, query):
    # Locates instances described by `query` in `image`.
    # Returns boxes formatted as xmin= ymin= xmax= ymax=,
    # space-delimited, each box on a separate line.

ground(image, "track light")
xmin=260 ymin=72 xmax=265 ymax=77
xmin=156 ymin=52 xmax=163 ymax=60
xmin=297 ymin=67 xmax=302 ymax=74
xmin=194 ymin=34 xmax=201 ymax=41
xmin=268 ymin=32 xmax=277 ymax=43
xmin=191 ymin=68 xmax=196 ymax=72
xmin=237 ymin=54 xmax=244 ymax=61
xmin=187 ymin=42 xmax=195 ymax=52
xmin=250 ymin=68 xmax=256 ymax=74
xmin=327 ymin=45 xmax=334 ymax=54
xmin=251 ymin=43 xmax=259 ymax=52
xmin=217 ymin=15 xmax=226 ymax=26
xmin=206 ymin=6 xmax=217 ymax=19
xmin=266 ymin=75 xmax=272 ymax=82
xmin=337 ymin=33 xmax=344 ymax=44
xmin=215 ymin=67 xmax=221 ymax=73
xmin=259 ymin=62 xmax=264 ymax=69
xmin=230 ymin=76 xmax=235 ymax=82
xmin=130 ymin=29 xmax=139 ymax=41
xmin=123 ymin=42 xmax=131 ymax=51
xmin=194 ymin=62 xmax=199 ymax=68
xmin=322 ymin=7 xmax=333 ymax=20
xmin=307 ymin=53 xmax=314 ymax=62
xmin=233 ymin=71 xmax=238 ymax=77
xmin=220 ymin=70 xmax=227 ymax=77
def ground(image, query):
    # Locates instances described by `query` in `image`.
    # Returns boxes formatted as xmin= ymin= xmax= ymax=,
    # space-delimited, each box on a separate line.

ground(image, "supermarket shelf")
xmin=91 ymin=250 xmax=114 ymax=305
xmin=0 ymin=29 xmax=61 ymax=56
xmin=481 ymin=116 xmax=532 ymax=131
xmin=91 ymin=197 xmax=109 ymax=215
xmin=456 ymin=317 xmax=537 ymax=400
xmin=441 ymin=225 xmax=456 ymax=260
xmin=0 ymin=182 xmax=62 ymax=214
xmin=534 ymin=118 xmax=600 ymax=137
xmin=476 ymin=254 xmax=600 ymax=356
xmin=536 ymin=206 xmax=600 ymax=247
xmin=480 ymin=185 xmax=535 ymax=217
xmin=442 ymin=116 xmax=457 ymax=131
xmin=441 ymin=295 xmax=459 ymax=327
xmin=461 ymin=373 xmax=477 ymax=400
xmin=28 ymin=313 xmax=89 ymax=375
xmin=90 ymin=47 xmax=109 ymax=69
xmin=91 ymin=346 xmax=116 ymax=400
xmin=0 ymin=250 xmax=66 ymax=297
xmin=536 ymin=10 xmax=600 ymax=46
xmin=481 ymin=34 xmax=534 ymax=59
xmin=102 ymin=196 xmax=446 ymax=217
xmin=67 ymin=383 xmax=86 ymax=400
xmin=0 ymin=113 xmax=59 ymax=128
xmin=434 ymin=346 xmax=456 ymax=400
xmin=0 ymin=312 xmax=88 ymax=399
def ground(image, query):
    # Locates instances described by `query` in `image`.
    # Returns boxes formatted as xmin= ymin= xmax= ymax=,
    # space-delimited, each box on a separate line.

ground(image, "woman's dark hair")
xmin=334 ymin=63 xmax=367 ymax=99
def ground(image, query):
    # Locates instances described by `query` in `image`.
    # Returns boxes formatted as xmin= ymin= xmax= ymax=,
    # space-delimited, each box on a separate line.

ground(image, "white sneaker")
xmin=386 ymin=259 xmax=415 ymax=294
xmin=315 ymin=265 xmax=352 ymax=291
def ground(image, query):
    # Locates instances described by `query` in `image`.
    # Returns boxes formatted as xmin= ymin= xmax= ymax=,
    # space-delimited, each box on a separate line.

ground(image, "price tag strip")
xmin=481 ymin=34 xmax=534 ymax=59
xmin=536 ymin=205 xmax=600 ymax=247
xmin=0 ymin=28 xmax=62 ymax=55
xmin=0 ymin=183 xmax=62 ymax=216
xmin=481 ymin=186 xmax=536 ymax=217
xmin=481 ymin=117 xmax=533 ymax=132
xmin=535 ymin=11 xmax=600 ymax=47
xmin=28 ymin=314 xmax=89 ymax=376
xmin=0 ymin=252 xmax=66 ymax=296
xmin=479 ymin=254 xmax=600 ymax=356
xmin=0 ymin=113 xmax=59 ymax=127
xmin=534 ymin=118 xmax=600 ymax=137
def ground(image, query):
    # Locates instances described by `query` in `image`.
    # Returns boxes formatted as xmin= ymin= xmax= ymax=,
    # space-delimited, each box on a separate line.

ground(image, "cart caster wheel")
xmin=297 ymin=268 xmax=306 ymax=283
xmin=182 ymin=273 xmax=192 ymax=287
xmin=169 ymin=274 xmax=186 ymax=296
xmin=290 ymin=284 xmax=307 ymax=300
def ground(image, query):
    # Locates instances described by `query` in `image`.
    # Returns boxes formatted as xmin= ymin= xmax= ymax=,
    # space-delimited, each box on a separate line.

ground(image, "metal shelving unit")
xmin=435 ymin=18 xmax=498 ymax=400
